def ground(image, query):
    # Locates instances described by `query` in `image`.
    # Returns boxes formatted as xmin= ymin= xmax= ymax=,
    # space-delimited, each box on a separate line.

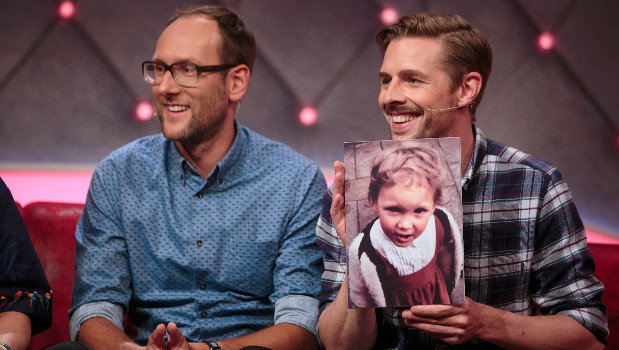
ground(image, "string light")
xmin=135 ymin=102 xmax=154 ymax=121
xmin=380 ymin=7 xmax=399 ymax=25
xmin=537 ymin=31 xmax=555 ymax=52
xmin=58 ymin=1 xmax=76 ymax=19
xmin=299 ymin=107 xmax=317 ymax=126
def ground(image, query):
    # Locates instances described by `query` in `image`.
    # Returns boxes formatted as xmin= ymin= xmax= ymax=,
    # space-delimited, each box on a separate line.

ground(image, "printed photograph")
xmin=345 ymin=138 xmax=464 ymax=308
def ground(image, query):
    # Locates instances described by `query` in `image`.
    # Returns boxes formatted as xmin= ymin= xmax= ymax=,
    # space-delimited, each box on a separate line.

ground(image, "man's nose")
xmin=382 ymin=82 xmax=406 ymax=105
xmin=157 ymin=71 xmax=181 ymax=95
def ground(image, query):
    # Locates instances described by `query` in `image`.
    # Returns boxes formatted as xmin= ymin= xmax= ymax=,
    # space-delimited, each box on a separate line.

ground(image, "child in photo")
xmin=348 ymin=146 xmax=462 ymax=308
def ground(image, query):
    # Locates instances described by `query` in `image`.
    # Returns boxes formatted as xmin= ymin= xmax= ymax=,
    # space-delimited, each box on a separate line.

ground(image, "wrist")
xmin=204 ymin=340 xmax=222 ymax=350
xmin=472 ymin=301 xmax=501 ymax=342
xmin=0 ymin=342 xmax=12 ymax=350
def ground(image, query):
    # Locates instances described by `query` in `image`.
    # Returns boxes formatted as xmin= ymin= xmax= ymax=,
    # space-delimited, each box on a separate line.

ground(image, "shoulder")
xmin=240 ymin=124 xmax=317 ymax=170
xmin=0 ymin=178 xmax=8 ymax=197
xmin=483 ymin=136 xmax=564 ymax=184
xmin=96 ymin=134 xmax=166 ymax=173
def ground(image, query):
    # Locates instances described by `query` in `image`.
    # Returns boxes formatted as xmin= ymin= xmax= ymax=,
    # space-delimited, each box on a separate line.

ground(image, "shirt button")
xmin=218 ymin=178 xmax=223 ymax=184
xmin=200 ymin=283 xmax=206 ymax=290
xmin=197 ymin=193 xmax=203 ymax=199
xmin=201 ymin=311 xmax=207 ymax=318
xmin=197 ymin=240 xmax=203 ymax=247
xmin=179 ymin=174 xmax=184 ymax=180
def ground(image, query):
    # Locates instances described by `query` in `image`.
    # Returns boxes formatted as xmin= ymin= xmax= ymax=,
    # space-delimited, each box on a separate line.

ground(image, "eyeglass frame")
xmin=141 ymin=61 xmax=237 ymax=87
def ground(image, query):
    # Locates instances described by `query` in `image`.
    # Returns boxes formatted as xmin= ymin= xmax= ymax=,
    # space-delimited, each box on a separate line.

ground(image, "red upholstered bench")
xmin=22 ymin=202 xmax=84 ymax=350
xmin=15 ymin=201 xmax=619 ymax=349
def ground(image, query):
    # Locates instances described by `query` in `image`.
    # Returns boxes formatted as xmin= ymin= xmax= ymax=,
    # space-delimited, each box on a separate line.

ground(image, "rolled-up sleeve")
xmin=69 ymin=301 xmax=124 ymax=340
xmin=274 ymin=294 xmax=319 ymax=335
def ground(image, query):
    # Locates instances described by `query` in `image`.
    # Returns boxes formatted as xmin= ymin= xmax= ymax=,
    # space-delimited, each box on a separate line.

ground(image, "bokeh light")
xmin=58 ymin=1 xmax=76 ymax=19
xmin=135 ymin=102 xmax=154 ymax=121
xmin=380 ymin=7 xmax=399 ymax=25
xmin=537 ymin=31 xmax=555 ymax=52
xmin=299 ymin=107 xmax=317 ymax=126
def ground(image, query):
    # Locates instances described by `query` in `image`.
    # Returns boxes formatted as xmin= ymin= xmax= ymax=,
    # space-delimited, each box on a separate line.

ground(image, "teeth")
xmin=167 ymin=105 xmax=188 ymax=112
xmin=391 ymin=115 xmax=415 ymax=123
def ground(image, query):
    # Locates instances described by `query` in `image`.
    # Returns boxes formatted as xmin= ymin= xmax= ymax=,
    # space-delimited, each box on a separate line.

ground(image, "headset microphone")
xmin=425 ymin=103 xmax=472 ymax=114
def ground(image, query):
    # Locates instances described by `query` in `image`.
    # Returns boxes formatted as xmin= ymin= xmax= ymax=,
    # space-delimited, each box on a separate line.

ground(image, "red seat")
xmin=22 ymin=202 xmax=84 ymax=350
xmin=16 ymin=201 xmax=619 ymax=349
xmin=588 ymin=243 xmax=619 ymax=349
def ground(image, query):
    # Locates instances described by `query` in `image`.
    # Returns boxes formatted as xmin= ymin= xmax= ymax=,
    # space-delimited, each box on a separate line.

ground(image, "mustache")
xmin=384 ymin=103 xmax=425 ymax=115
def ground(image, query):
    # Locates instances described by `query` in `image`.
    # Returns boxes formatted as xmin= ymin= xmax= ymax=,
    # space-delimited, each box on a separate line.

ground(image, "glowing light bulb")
xmin=380 ymin=7 xmax=399 ymax=25
xmin=299 ymin=107 xmax=317 ymax=126
xmin=135 ymin=102 xmax=154 ymax=121
xmin=58 ymin=1 xmax=76 ymax=19
xmin=537 ymin=31 xmax=555 ymax=52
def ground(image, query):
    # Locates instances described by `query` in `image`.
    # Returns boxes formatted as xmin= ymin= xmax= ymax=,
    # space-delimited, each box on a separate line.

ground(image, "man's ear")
xmin=226 ymin=64 xmax=250 ymax=103
xmin=456 ymin=72 xmax=482 ymax=107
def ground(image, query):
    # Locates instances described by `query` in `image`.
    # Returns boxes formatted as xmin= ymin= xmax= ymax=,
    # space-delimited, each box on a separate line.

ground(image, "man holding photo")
xmin=316 ymin=12 xmax=607 ymax=349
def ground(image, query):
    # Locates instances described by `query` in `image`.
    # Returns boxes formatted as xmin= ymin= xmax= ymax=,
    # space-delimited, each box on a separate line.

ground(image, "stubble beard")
xmin=157 ymin=83 xmax=227 ymax=145
xmin=387 ymin=103 xmax=453 ymax=140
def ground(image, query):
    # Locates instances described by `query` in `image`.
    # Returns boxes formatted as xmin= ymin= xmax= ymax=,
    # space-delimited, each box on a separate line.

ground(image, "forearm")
xmin=0 ymin=311 xmax=31 ymax=350
xmin=477 ymin=304 xmax=604 ymax=350
xmin=77 ymin=317 xmax=141 ymax=350
xmin=207 ymin=323 xmax=317 ymax=350
xmin=318 ymin=277 xmax=377 ymax=350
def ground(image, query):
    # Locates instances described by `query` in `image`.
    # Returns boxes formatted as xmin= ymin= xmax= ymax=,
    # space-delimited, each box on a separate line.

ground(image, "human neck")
xmin=459 ymin=124 xmax=476 ymax=176
xmin=175 ymin=118 xmax=236 ymax=180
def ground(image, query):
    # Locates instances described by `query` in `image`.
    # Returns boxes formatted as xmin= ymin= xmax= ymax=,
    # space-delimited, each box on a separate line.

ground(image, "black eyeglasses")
xmin=142 ymin=61 xmax=236 ymax=87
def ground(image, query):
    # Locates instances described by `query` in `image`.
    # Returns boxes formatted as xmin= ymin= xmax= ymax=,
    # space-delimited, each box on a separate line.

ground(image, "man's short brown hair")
xmin=376 ymin=13 xmax=492 ymax=114
xmin=169 ymin=5 xmax=256 ymax=72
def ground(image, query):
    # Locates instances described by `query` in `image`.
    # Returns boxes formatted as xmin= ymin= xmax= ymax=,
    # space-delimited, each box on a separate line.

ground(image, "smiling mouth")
xmin=166 ymin=105 xmax=189 ymax=112
xmin=391 ymin=115 xmax=417 ymax=123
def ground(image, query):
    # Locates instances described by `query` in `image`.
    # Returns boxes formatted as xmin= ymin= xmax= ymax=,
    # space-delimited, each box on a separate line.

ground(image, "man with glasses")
xmin=69 ymin=5 xmax=325 ymax=350
xmin=316 ymin=12 xmax=607 ymax=349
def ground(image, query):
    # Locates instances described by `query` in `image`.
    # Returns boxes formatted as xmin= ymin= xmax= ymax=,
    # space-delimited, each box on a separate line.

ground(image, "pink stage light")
xmin=537 ymin=31 xmax=555 ymax=52
xmin=58 ymin=1 xmax=76 ymax=19
xmin=380 ymin=7 xmax=399 ymax=25
xmin=136 ymin=102 xmax=154 ymax=121
xmin=299 ymin=107 xmax=318 ymax=126
xmin=0 ymin=171 xmax=92 ymax=205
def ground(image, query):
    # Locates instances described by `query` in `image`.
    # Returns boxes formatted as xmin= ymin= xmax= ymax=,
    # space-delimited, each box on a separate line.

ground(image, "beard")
xmin=385 ymin=101 xmax=454 ymax=140
xmin=157 ymin=82 xmax=228 ymax=145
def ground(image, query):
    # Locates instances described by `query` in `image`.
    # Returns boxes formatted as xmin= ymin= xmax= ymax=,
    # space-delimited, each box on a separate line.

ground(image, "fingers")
xmin=407 ymin=322 xmax=469 ymax=345
xmin=146 ymin=323 xmax=167 ymax=349
xmin=330 ymin=161 xmax=347 ymax=244
xmin=405 ymin=304 xmax=465 ymax=319
xmin=166 ymin=322 xmax=183 ymax=344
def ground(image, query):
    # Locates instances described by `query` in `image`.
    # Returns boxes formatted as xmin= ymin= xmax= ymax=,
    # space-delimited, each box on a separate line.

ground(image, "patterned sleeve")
xmin=69 ymin=158 xmax=132 ymax=318
xmin=0 ymin=178 xmax=53 ymax=335
xmin=315 ymin=185 xmax=347 ymax=313
xmin=531 ymin=169 xmax=608 ymax=344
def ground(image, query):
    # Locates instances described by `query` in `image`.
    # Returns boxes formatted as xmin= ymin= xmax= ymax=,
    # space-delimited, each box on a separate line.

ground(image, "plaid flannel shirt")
xmin=316 ymin=126 xmax=608 ymax=349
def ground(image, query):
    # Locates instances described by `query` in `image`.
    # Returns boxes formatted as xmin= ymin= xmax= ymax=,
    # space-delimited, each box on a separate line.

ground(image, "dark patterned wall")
xmin=1 ymin=0 xmax=617 ymax=234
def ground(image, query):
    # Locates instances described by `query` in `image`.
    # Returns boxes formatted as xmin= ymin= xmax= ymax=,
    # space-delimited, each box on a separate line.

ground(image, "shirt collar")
xmin=461 ymin=124 xmax=487 ymax=191
xmin=214 ymin=120 xmax=247 ymax=182
xmin=167 ymin=120 xmax=247 ymax=188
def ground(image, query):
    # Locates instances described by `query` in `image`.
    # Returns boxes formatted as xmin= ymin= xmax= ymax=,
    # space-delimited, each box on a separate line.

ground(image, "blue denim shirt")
xmin=70 ymin=122 xmax=326 ymax=344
